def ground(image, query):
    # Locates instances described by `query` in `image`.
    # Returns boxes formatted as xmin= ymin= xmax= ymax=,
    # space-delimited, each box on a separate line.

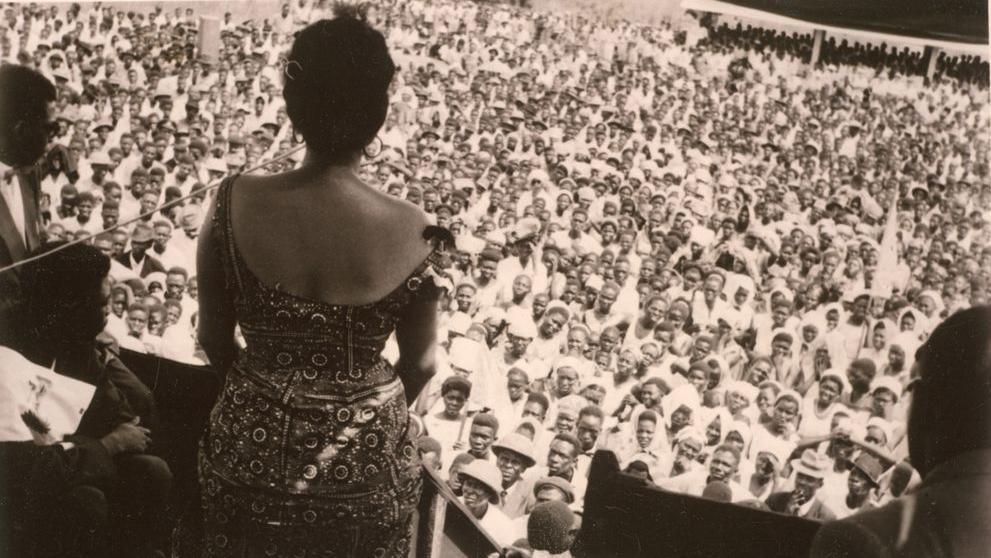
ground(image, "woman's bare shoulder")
xmin=373 ymin=190 xmax=433 ymax=252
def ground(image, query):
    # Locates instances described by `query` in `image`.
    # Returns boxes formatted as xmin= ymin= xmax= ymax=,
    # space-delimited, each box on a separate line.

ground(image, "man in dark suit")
xmin=115 ymin=223 xmax=166 ymax=278
xmin=1 ymin=242 xmax=171 ymax=558
xmin=811 ymin=306 xmax=991 ymax=558
xmin=766 ymin=449 xmax=837 ymax=522
xmin=0 ymin=64 xmax=57 ymax=339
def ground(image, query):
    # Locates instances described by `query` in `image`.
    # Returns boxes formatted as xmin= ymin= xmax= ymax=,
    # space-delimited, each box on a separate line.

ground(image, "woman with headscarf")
xmin=880 ymin=331 xmax=919 ymax=384
xmin=915 ymin=290 xmax=944 ymax=334
xmin=723 ymin=419 xmax=754 ymax=460
xmin=896 ymin=307 xmax=926 ymax=341
xmin=789 ymin=313 xmax=827 ymax=394
xmin=860 ymin=320 xmax=893 ymax=372
xmin=820 ymin=302 xmax=845 ymax=333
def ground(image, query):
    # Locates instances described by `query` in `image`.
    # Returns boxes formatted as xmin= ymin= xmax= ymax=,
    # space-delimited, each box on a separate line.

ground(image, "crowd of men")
xmin=1 ymin=0 xmax=989 ymax=554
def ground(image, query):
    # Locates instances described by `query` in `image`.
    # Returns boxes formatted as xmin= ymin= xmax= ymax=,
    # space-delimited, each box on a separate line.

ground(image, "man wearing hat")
xmin=822 ymin=453 xmax=884 ymax=519
xmin=459 ymin=459 xmax=517 ymax=547
xmin=115 ymin=223 xmax=166 ymax=278
xmin=510 ymin=475 xmax=576 ymax=543
xmin=766 ymin=449 xmax=836 ymax=521
xmin=493 ymin=432 xmax=538 ymax=518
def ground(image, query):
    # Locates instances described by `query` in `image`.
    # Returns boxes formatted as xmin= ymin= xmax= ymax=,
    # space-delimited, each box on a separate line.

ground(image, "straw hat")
xmin=459 ymin=460 xmax=502 ymax=503
xmin=791 ymin=449 xmax=828 ymax=479
xmin=492 ymin=433 xmax=537 ymax=468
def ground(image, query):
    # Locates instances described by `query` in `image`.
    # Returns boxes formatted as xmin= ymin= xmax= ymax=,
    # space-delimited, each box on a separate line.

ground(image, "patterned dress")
xmin=198 ymin=177 xmax=447 ymax=557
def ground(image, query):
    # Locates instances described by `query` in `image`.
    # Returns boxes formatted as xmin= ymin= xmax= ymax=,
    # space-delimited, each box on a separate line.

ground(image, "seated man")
xmin=0 ymin=242 xmax=171 ymax=557
xmin=766 ymin=449 xmax=836 ymax=521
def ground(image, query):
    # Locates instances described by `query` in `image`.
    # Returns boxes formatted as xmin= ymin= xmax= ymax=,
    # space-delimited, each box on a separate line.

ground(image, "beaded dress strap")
xmin=217 ymin=175 xmax=246 ymax=294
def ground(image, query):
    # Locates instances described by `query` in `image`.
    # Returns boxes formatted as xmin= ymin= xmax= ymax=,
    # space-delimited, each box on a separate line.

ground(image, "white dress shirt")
xmin=0 ymin=162 xmax=26 ymax=245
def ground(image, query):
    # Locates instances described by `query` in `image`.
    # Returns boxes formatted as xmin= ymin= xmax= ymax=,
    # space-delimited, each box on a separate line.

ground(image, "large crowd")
xmin=2 ymin=0 xmax=989 ymax=553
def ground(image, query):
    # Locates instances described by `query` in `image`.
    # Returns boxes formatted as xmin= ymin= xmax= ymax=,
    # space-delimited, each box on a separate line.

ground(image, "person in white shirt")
xmin=57 ymin=191 xmax=103 ymax=234
xmin=116 ymin=301 xmax=163 ymax=355
xmin=146 ymin=219 xmax=182 ymax=268
xmin=423 ymin=376 xmax=473 ymax=471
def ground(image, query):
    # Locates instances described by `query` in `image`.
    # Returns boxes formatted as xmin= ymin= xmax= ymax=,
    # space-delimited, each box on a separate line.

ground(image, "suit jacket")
xmin=809 ymin=449 xmax=991 ymax=558
xmin=0 ymin=166 xmax=43 ymax=340
xmin=766 ymin=491 xmax=837 ymax=522
xmin=114 ymin=251 xmax=166 ymax=278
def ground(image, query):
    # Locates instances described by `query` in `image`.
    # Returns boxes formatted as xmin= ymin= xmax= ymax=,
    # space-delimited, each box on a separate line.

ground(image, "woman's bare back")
xmin=227 ymin=170 xmax=433 ymax=307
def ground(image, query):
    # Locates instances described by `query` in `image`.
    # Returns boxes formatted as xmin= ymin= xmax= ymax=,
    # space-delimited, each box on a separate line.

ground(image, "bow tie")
xmin=2 ymin=170 xmax=14 ymax=184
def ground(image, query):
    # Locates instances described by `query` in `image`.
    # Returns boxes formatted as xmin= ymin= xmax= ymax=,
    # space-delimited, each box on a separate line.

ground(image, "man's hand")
xmin=100 ymin=416 xmax=151 ymax=455
xmin=785 ymin=489 xmax=807 ymax=515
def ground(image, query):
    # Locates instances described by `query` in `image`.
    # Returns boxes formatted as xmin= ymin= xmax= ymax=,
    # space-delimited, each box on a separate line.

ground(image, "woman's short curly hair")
xmin=283 ymin=3 xmax=395 ymax=161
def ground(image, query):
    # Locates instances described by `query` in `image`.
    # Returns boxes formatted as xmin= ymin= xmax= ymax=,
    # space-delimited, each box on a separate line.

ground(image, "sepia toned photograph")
xmin=0 ymin=0 xmax=988 ymax=556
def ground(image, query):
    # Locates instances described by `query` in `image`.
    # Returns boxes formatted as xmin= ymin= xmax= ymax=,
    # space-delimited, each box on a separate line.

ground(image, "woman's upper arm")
xmin=394 ymin=292 xmax=439 ymax=371
xmin=394 ymin=211 xmax=442 ymax=370
xmin=196 ymin=195 xmax=236 ymax=347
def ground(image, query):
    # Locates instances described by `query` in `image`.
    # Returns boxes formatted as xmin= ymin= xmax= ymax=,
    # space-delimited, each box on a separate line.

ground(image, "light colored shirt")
xmin=0 ymin=162 xmax=26 ymax=245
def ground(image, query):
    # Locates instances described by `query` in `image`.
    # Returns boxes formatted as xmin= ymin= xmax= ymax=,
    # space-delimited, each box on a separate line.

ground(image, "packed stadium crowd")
xmin=1 ymin=0 xmax=989 ymax=554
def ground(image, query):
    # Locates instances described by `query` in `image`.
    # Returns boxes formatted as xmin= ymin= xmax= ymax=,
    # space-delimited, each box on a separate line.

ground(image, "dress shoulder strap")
xmin=213 ymin=175 xmax=246 ymax=294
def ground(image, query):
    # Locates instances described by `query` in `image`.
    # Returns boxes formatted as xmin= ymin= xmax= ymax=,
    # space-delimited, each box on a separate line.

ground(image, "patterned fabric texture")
xmin=198 ymin=176 xmax=446 ymax=557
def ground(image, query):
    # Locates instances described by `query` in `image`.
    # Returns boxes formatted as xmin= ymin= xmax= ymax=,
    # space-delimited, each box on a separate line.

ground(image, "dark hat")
xmin=131 ymin=224 xmax=154 ymax=243
xmin=532 ymin=476 xmax=575 ymax=503
xmin=851 ymin=454 xmax=885 ymax=486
